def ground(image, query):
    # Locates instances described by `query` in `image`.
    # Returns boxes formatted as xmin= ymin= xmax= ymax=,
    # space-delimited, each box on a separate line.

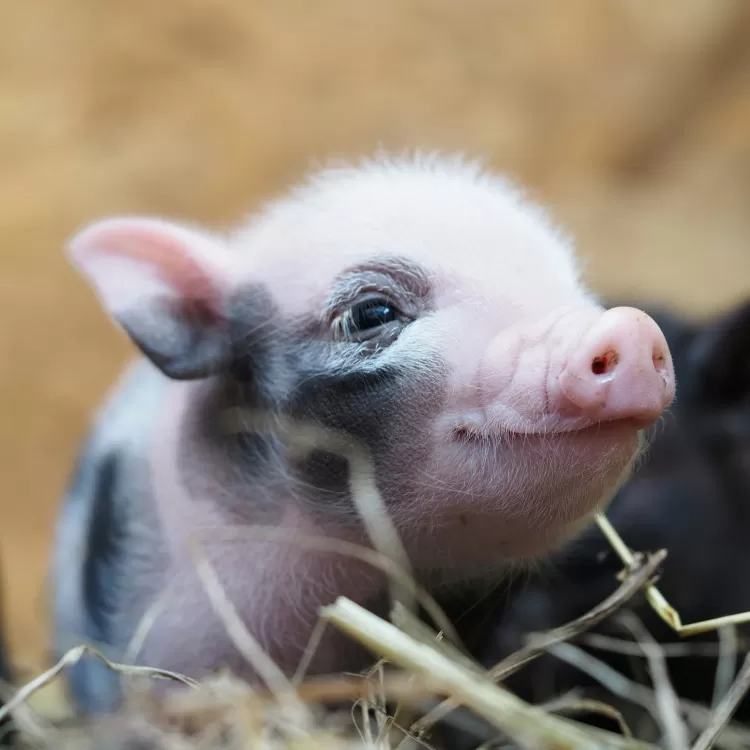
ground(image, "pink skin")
xmin=59 ymin=154 xmax=676 ymax=684
xmin=556 ymin=306 xmax=674 ymax=426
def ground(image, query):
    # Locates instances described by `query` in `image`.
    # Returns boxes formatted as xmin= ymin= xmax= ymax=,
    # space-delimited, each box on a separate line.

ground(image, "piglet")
xmin=471 ymin=298 xmax=750 ymax=741
xmin=50 ymin=154 xmax=675 ymax=715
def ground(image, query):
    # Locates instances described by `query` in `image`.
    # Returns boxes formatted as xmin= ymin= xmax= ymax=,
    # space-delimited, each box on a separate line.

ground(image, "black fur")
xmin=52 ymin=368 xmax=169 ymax=716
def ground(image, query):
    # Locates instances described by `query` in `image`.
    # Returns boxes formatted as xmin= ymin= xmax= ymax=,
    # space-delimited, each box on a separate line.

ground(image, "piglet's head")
xmin=66 ymin=156 xmax=676 ymax=566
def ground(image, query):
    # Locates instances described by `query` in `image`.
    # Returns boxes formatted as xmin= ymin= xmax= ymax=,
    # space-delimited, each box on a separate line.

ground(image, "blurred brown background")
xmin=3 ymin=0 xmax=750 ymax=679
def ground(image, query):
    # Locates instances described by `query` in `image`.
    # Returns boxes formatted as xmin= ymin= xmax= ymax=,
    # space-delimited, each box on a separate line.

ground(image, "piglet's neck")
xmin=147 ymin=379 xmax=368 ymax=562
xmin=147 ymin=380 xmax=388 ymax=640
xmin=148 ymin=381 xmax=222 ymax=563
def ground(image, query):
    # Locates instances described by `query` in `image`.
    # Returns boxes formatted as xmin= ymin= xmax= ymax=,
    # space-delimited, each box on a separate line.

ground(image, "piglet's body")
xmin=51 ymin=154 xmax=675 ymax=714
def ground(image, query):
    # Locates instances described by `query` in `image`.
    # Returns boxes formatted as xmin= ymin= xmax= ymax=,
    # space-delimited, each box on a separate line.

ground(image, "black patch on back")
xmin=81 ymin=451 xmax=122 ymax=639
xmin=56 ymin=438 xmax=139 ymax=715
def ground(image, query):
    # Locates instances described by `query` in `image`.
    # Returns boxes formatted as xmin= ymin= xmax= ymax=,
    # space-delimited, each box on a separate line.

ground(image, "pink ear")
xmin=67 ymin=217 xmax=236 ymax=320
xmin=67 ymin=217 xmax=240 ymax=379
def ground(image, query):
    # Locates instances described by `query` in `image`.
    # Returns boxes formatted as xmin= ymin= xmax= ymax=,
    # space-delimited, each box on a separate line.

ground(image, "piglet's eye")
xmin=350 ymin=298 xmax=399 ymax=331
xmin=334 ymin=296 xmax=403 ymax=342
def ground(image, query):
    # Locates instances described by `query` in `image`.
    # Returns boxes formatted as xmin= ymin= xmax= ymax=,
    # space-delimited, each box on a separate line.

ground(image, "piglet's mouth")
xmin=451 ymin=415 xmax=648 ymax=443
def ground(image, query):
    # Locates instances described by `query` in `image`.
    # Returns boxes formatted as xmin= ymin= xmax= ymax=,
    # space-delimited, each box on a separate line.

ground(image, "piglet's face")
xmin=66 ymin=156 xmax=675 ymax=565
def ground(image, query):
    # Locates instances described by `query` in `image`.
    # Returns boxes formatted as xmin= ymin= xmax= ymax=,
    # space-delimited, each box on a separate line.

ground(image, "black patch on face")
xmin=190 ymin=356 xmax=428 ymax=523
xmin=174 ymin=283 xmax=290 ymax=513
xmin=177 ymin=379 xmax=287 ymax=525
xmin=293 ymin=449 xmax=351 ymax=506
xmin=233 ymin=431 xmax=276 ymax=469
xmin=282 ymin=356 xmax=444 ymax=523
xmin=289 ymin=363 xmax=408 ymax=435
xmin=177 ymin=260 xmax=443 ymax=522
xmin=225 ymin=284 xmax=288 ymax=391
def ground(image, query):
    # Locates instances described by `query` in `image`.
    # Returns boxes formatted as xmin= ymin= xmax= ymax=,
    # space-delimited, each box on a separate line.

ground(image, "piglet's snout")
xmin=557 ymin=307 xmax=676 ymax=427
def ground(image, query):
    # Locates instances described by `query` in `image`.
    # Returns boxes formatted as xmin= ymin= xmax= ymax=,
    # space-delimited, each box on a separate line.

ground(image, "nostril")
xmin=653 ymin=348 xmax=666 ymax=372
xmin=591 ymin=349 xmax=618 ymax=377
xmin=591 ymin=358 xmax=607 ymax=375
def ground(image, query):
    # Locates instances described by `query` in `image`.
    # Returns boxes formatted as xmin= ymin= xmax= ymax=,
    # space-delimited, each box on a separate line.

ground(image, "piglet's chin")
xmin=421 ymin=420 xmax=644 ymax=565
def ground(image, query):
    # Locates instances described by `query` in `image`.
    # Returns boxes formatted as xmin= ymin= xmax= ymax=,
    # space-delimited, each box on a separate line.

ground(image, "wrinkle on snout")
xmin=467 ymin=307 xmax=599 ymax=435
